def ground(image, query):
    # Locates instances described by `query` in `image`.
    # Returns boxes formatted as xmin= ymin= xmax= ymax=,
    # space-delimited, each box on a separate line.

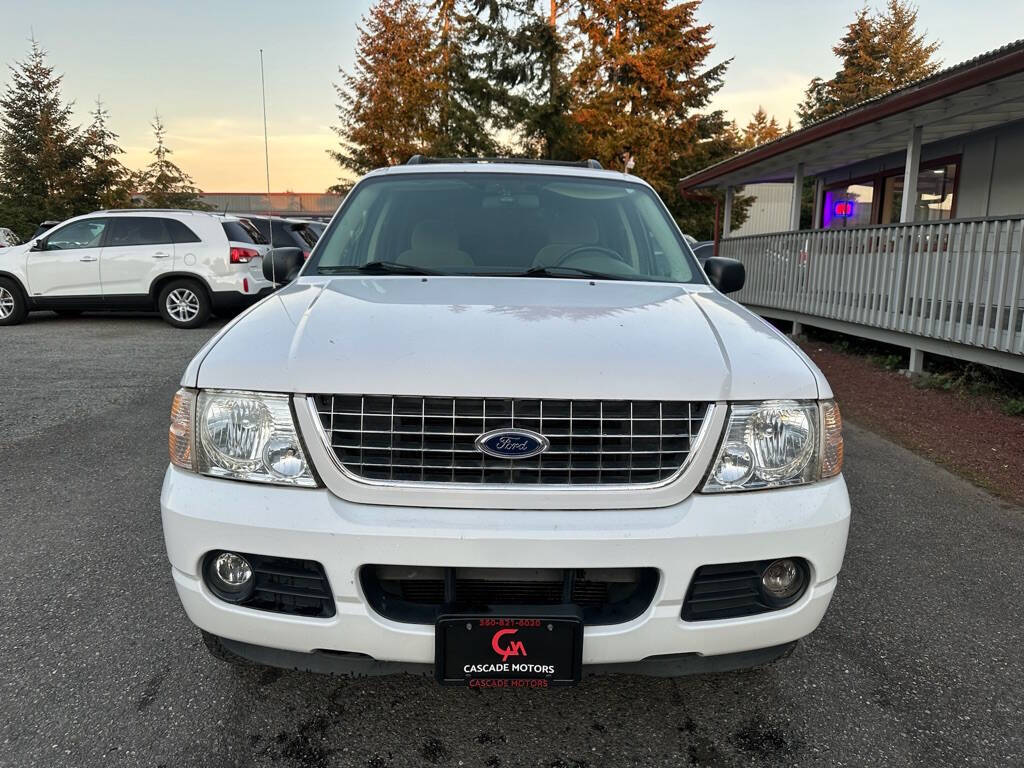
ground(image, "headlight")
xmin=168 ymin=388 xmax=317 ymax=487
xmin=703 ymin=399 xmax=842 ymax=492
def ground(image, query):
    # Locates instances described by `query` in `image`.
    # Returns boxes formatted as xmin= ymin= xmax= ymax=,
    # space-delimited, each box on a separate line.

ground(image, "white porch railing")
xmin=720 ymin=216 xmax=1024 ymax=373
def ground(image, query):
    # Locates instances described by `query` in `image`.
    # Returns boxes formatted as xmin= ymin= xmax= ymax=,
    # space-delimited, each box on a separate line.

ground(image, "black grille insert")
xmin=682 ymin=559 xmax=809 ymax=621
xmin=203 ymin=552 xmax=335 ymax=618
xmin=312 ymin=395 xmax=710 ymax=485
xmin=361 ymin=565 xmax=658 ymax=625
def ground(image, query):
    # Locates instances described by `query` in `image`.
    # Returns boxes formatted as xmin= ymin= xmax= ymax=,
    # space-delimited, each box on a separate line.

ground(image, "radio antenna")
xmin=259 ymin=48 xmax=274 ymax=283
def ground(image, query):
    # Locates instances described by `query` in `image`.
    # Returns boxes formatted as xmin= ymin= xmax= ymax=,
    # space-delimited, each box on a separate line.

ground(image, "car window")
xmin=247 ymin=218 xmax=272 ymax=242
xmin=290 ymin=223 xmax=318 ymax=248
xmin=108 ymin=217 xmax=171 ymax=247
xmin=222 ymin=220 xmax=267 ymax=245
xmin=165 ymin=219 xmax=202 ymax=244
xmin=44 ymin=219 xmax=108 ymax=251
xmin=309 ymin=173 xmax=701 ymax=283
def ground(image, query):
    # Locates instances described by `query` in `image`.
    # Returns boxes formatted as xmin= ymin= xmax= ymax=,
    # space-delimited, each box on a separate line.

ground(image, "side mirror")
xmin=30 ymin=239 xmax=45 ymax=252
xmin=263 ymin=247 xmax=304 ymax=284
xmin=703 ymin=257 xmax=745 ymax=294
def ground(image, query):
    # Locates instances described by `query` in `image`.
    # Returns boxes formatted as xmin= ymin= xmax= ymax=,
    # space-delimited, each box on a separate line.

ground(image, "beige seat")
xmin=532 ymin=215 xmax=600 ymax=268
xmin=398 ymin=220 xmax=474 ymax=268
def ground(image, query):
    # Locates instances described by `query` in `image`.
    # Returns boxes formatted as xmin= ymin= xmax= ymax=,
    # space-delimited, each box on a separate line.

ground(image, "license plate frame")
xmin=435 ymin=609 xmax=584 ymax=688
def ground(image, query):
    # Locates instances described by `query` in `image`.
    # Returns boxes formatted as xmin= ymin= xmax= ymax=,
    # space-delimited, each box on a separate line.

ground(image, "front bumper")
xmin=161 ymin=467 xmax=850 ymax=667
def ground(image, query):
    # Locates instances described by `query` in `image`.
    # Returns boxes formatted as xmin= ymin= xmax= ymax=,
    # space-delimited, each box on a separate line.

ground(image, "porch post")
xmin=812 ymin=177 xmax=824 ymax=229
xmin=723 ymin=186 xmax=734 ymax=238
xmin=900 ymin=125 xmax=923 ymax=223
xmin=789 ymin=163 xmax=804 ymax=231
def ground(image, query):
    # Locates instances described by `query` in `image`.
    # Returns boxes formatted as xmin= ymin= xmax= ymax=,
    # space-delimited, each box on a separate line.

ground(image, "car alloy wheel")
xmin=0 ymin=286 xmax=14 ymax=320
xmin=166 ymin=288 xmax=201 ymax=323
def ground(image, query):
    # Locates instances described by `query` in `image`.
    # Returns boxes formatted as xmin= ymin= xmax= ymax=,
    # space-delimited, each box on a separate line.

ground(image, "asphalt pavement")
xmin=1 ymin=312 xmax=1021 ymax=767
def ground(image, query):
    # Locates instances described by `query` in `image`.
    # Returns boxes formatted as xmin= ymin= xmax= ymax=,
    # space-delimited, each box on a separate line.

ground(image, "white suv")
xmin=161 ymin=159 xmax=850 ymax=686
xmin=0 ymin=209 xmax=273 ymax=328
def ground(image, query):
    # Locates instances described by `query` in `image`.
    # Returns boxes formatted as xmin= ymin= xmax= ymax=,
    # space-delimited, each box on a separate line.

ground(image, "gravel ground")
xmin=799 ymin=339 xmax=1024 ymax=505
xmin=1 ymin=313 xmax=1022 ymax=767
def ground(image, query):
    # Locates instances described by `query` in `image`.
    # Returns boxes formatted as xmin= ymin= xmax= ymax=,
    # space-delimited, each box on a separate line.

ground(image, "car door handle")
xmin=152 ymin=252 xmax=171 ymax=259
xmin=79 ymin=256 xmax=98 ymax=262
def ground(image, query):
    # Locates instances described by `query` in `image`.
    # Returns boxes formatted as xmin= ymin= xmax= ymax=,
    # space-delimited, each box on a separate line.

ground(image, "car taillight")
xmin=230 ymin=247 xmax=259 ymax=264
xmin=302 ymin=251 xmax=310 ymax=260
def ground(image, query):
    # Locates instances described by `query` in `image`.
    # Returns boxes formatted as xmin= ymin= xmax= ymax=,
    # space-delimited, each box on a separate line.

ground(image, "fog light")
xmin=212 ymin=552 xmax=252 ymax=591
xmin=761 ymin=559 xmax=804 ymax=600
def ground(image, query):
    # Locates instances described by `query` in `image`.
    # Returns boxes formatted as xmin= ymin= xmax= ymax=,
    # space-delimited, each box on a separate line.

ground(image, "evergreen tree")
xmin=466 ymin=0 xmax=577 ymax=158
xmin=134 ymin=114 xmax=207 ymax=209
xmin=79 ymin=99 xmax=133 ymax=210
xmin=569 ymin=0 xmax=747 ymax=234
xmin=331 ymin=0 xmax=438 ymax=178
xmin=428 ymin=0 xmax=500 ymax=157
xmin=0 ymin=39 xmax=87 ymax=239
xmin=798 ymin=1 xmax=939 ymax=125
xmin=876 ymin=0 xmax=940 ymax=84
xmin=741 ymin=106 xmax=783 ymax=147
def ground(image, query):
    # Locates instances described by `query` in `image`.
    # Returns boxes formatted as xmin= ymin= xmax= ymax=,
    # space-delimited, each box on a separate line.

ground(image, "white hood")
xmin=186 ymin=276 xmax=828 ymax=401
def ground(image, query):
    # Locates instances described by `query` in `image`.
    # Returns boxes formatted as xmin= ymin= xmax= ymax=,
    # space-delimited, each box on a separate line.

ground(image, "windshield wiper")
xmin=516 ymin=265 xmax=633 ymax=281
xmin=318 ymin=261 xmax=441 ymax=276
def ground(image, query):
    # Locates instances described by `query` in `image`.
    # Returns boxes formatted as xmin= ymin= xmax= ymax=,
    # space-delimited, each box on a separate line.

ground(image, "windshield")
xmin=307 ymin=173 xmax=702 ymax=283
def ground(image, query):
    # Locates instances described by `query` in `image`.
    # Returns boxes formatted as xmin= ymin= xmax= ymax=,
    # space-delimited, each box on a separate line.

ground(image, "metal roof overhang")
xmin=680 ymin=43 xmax=1024 ymax=191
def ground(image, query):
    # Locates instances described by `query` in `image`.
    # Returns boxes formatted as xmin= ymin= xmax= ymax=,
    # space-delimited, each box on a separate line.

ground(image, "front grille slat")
xmin=364 ymin=566 xmax=658 ymax=626
xmin=314 ymin=395 xmax=709 ymax=486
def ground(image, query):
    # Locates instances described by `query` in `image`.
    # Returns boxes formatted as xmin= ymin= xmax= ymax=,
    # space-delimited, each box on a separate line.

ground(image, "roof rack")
xmin=406 ymin=156 xmax=603 ymax=170
xmin=96 ymin=208 xmax=214 ymax=214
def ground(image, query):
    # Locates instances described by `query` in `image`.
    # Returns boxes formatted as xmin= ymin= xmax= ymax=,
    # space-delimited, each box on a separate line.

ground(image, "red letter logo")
xmin=491 ymin=629 xmax=527 ymax=662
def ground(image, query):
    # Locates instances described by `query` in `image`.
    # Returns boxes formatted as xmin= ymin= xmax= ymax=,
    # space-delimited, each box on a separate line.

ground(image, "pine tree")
xmin=134 ymin=114 xmax=207 ymax=209
xmin=0 ymin=38 xmax=87 ymax=239
xmin=466 ymin=0 xmax=577 ymax=158
xmin=570 ymin=0 xmax=746 ymax=234
xmin=331 ymin=0 xmax=438 ymax=178
xmin=876 ymin=0 xmax=940 ymax=84
xmin=428 ymin=0 xmax=500 ymax=157
xmin=79 ymin=99 xmax=133 ymax=210
xmin=798 ymin=1 xmax=939 ymax=126
xmin=742 ymin=106 xmax=783 ymax=148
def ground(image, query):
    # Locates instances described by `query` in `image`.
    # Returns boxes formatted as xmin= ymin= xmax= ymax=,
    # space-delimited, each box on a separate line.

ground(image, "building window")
xmin=823 ymin=183 xmax=875 ymax=229
xmin=880 ymin=162 xmax=958 ymax=224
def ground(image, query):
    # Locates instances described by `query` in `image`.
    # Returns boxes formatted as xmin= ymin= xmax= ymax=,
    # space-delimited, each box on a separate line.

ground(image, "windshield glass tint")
xmin=309 ymin=173 xmax=700 ymax=283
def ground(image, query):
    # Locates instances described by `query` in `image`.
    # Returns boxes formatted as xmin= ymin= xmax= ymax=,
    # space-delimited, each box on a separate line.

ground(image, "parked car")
xmin=0 ymin=227 xmax=20 ymax=248
xmin=692 ymin=240 xmax=715 ymax=265
xmin=242 ymin=215 xmax=320 ymax=258
xmin=162 ymin=158 xmax=849 ymax=686
xmin=0 ymin=209 xmax=273 ymax=328
xmin=30 ymin=220 xmax=62 ymax=240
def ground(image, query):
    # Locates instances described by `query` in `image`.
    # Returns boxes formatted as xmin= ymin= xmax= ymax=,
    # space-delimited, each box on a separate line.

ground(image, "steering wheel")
xmin=552 ymin=244 xmax=629 ymax=269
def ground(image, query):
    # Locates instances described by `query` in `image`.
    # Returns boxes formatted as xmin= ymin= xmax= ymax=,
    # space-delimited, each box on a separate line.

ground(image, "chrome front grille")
xmin=311 ymin=395 xmax=711 ymax=486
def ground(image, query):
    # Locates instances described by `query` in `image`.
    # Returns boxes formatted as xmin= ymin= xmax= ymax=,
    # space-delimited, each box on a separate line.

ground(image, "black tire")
xmin=54 ymin=309 xmax=82 ymax=317
xmin=200 ymin=630 xmax=254 ymax=667
xmin=0 ymin=277 xmax=28 ymax=326
xmin=157 ymin=279 xmax=211 ymax=329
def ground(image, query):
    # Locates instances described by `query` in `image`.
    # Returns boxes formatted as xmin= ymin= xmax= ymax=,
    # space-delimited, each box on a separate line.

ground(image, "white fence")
xmin=720 ymin=217 xmax=1024 ymax=373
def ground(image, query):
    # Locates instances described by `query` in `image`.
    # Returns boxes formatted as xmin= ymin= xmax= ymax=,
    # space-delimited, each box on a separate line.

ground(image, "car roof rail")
xmin=95 ymin=208 xmax=211 ymax=215
xmin=406 ymin=156 xmax=603 ymax=170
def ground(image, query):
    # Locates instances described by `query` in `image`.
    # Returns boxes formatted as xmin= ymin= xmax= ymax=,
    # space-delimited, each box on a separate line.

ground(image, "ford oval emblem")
xmin=475 ymin=428 xmax=550 ymax=460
